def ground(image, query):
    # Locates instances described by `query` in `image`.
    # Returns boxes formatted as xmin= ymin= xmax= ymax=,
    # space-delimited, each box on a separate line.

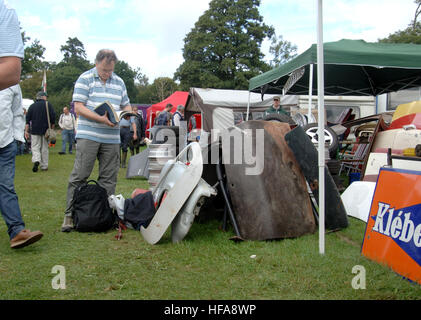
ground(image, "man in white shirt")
xmin=0 ymin=1 xmax=43 ymax=248
xmin=0 ymin=85 xmax=43 ymax=248
xmin=58 ymin=106 xmax=76 ymax=155
xmin=172 ymin=105 xmax=185 ymax=127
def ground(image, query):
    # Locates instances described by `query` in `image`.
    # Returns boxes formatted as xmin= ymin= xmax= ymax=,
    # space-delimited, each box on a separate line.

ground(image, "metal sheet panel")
xmin=224 ymin=121 xmax=316 ymax=240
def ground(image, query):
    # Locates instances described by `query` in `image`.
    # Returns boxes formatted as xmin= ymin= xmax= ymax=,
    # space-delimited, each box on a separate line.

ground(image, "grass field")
xmin=0 ymin=136 xmax=420 ymax=300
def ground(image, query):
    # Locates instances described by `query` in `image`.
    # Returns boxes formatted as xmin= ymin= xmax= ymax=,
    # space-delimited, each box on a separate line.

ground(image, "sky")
xmin=6 ymin=0 xmax=418 ymax=82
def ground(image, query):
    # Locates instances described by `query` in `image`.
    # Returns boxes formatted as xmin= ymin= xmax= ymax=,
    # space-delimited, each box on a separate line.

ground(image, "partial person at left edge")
xmin=0 ymin=0 xmax=43 ymax=249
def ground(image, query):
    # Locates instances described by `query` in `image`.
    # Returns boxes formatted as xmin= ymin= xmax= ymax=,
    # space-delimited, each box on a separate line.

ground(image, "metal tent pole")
xmin=317 ymin=0 xmax=325 ymax=255
xmin=308 ymin=64 xmax=314 ymax=123
xmin=246 ymin=91 xmax=251 ymax=121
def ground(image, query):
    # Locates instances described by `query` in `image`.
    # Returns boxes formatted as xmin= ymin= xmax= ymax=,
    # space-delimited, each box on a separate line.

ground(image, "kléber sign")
xmin=362 ymin=167 xmax=421 ymax=284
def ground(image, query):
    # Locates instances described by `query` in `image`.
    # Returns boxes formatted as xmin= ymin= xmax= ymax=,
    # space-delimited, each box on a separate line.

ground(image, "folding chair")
xmin=339 ymin=142 xmax=370 ymax=176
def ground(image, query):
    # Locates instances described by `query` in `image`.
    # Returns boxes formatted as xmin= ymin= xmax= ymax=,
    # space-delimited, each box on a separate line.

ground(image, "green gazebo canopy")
xmin=249 ymin=39 xmax=421 ymax=97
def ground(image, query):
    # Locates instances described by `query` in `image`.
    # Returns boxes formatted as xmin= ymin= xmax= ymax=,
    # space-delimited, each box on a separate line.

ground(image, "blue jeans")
xmin=0 ymin=142 xmax=25 ymax=240
xmin=120 ymin=127 xmax=131 ymax=152
xmin=61 ymin=129 xmax=75 ymax=153
xmin=15 ymin=140 xmax=24 ymax=155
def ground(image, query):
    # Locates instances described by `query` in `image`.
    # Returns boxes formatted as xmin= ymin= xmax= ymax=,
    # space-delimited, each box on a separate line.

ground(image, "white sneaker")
xmin=108 ymin=194 xmax=125 ymax=220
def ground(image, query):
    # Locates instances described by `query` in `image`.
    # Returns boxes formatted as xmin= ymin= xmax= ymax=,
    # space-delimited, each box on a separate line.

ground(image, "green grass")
xmin=0 ymin=137 xmax=420 ymax=300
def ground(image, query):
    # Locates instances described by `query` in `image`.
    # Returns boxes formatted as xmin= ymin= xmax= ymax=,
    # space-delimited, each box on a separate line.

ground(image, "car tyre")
xmin=302 ymin=123 xmax=339 ymax=159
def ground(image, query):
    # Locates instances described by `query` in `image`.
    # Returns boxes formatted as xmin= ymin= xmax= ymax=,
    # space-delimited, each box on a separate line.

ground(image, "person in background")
xmin=129 ymin=105 xmax=145 ymax=156
xmin=264 ymin=96 xmax=289 ymax=116
xmin=0 ymin=1 xmax=43 ymax=249
xmin=25 ymin=91 xmax=55 ymax=172
xmin=172 ymin=105 xmax=184 ymax=126
xmin=156 ymin=103 xmax=173 ymax=126
xmin=154 ymin=111 xmax=161 ymax=126
xmin=189 ymin=115 xmax=197 ymax=130
xmin=119 ymin=112 xmax=137 ymax=168
xmin=58 ymin=106 xmax=76 ymax=155
xmin=61 ymin=49 xmax=132 ymax=232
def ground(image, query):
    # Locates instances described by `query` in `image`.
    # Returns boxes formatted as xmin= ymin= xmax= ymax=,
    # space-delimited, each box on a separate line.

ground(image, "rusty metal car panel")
xmin=223 ymin=121 xmax=316 ymax=240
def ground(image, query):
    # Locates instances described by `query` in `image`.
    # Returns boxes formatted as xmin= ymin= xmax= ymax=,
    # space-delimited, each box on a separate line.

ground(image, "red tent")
xmin=146 ymin=91 xmax=189 ymax=136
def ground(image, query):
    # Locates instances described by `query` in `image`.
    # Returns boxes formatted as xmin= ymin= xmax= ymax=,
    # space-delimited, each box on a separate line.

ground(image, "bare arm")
xmin=24 ymin=123 xmax=30 ymax=140
xmin=132 ymin=120 xmax=137 ymax=140
xmin=0 ymin=57 xmax=21 ymax=90
xmin=123 ymin=105 xmax=138 ymax=139
xmin=74 ymin=101 xmax=115 ymax=127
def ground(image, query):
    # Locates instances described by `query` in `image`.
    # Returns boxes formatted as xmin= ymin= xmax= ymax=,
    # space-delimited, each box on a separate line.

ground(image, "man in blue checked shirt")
xmin=61 ymin=49 xmax=132 ymax=232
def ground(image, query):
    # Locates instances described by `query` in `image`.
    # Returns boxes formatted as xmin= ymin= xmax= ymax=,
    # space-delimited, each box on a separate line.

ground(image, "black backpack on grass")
xmin=71 ymin=180 xmax=116 ymax=232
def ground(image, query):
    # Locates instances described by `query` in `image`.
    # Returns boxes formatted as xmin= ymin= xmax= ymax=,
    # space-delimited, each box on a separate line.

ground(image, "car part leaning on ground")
xmin=141 ymin=142 xmax=217 ymax=244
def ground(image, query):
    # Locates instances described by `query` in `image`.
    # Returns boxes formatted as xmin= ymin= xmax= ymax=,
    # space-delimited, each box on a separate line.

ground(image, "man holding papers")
xmin=61 ymin=49 xmax=131 ymax=232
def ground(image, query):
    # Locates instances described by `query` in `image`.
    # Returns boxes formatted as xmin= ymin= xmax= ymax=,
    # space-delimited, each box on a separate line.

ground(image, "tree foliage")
xmin=21 ymin=31 xmax=46 ymax=78
xmin=19 ymin=71 xmax=43 ymax=100
xmin=134 ymin=77 xmax=179 ymax=104
xmin=379 ymin=0 xmax=421 ymax=44
xmin=58 ymin=37 xmax=91 ymax=70
xmin=151 ymin=77 xmax=180 ymax=102
xmin=412 ymin=0 xmax=421 ymax=29
xmin=269 ymin=34 xmax=297 ymax=67
xmin=175 ymin=0 xmax=274 ymax=90
xmin=379 ymin=22 xmax=421 ymax=44
xmin=114 ymin=60 xmax=138 ymax=101
xmin=47 ymin=66 xmax=83 ymax=92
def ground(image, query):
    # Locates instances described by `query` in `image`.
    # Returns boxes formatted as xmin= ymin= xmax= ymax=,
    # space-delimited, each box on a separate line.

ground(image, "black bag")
xmin=72 ymin=180 xmax=116 ymax=232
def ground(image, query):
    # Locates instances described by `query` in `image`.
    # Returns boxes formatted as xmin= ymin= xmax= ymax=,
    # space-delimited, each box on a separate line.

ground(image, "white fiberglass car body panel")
xmin=341 ymin=181 xmax=376 ymax=223
xmin=140 ymin=142 xmax=216 ymax=244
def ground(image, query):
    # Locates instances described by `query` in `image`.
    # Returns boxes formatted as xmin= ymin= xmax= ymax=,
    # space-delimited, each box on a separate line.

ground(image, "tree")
xmin=135 ymin=67 xmax=149 ymax=87
xmin=379 ymin=22 xmax=421 ymax=44
xmin=379 ymin=0 xmax=421 ymax=44
xmin=20 ymin=71 xmax=43 ymax=99
xmin=47 ymin=66 xmax=83 ymax=92
xmin=412 ymin=0 xmax=421 ymax=29
xmin=21 ymin=31 xmax=47 ymax=78
xmin=269 ymin=34 xmax=297 ymax=67
xmin=114 ymin=60 xmax=138 ymax=102
xmin=37 ymin=37 xmax=93 ymax=112
xmin=175 ymin=0 xmax=274 ymax=90
xmin=151 ymin=77 xmax=179 ymax=102
xmin=47 ymin=87 xmax=74 ymax=122
xmin=135 ymin=84 xmax=153 ymax=104
xmin=59 ymin=37 xmax=91 ymax=70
